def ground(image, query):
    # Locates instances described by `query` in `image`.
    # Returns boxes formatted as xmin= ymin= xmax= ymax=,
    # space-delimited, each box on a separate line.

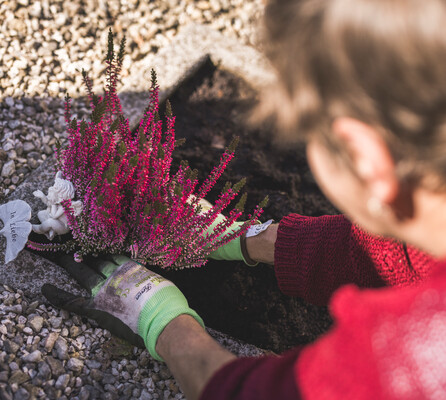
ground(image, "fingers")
xmin=83 ymin=254 xmax=132 ymax=280
xmin=41 ymin=284 xmax=89 ymax=313
xmin=84 ymin=309 xmax=145 ymax=348
xmin=109 ymin=254 xmax=133 ymax=266
xmin=54 ymin=253 xmax=134 ymax=295
xmin=55 ymin=254 xmax=104 ymax=294
xmin=41 ymin=284 xmax=145 ymax=348
xmin=42 ymin=284 xmax=101 ymax=321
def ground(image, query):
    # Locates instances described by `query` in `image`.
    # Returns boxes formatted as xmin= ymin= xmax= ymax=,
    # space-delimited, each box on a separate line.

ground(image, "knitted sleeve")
xmin=199 ymin=347 xmax=302 ymax=400
xmin=274 ymin=214 xmax=434 ymax=305
xmin=201 ymin=262 xmax=446 ymax=400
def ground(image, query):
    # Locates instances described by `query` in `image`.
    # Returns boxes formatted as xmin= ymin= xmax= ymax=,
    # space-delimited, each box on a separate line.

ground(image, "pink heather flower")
xmin=74 ymin=252 xmax=83 ymax=263
xmin=28 ymin=29 xmax=268 ymax=269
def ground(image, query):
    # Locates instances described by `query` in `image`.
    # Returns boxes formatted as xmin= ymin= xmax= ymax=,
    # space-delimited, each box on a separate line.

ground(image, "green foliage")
xmin=157 ymin=144 xmax=164 ymax=159
xmin=232 ymin=178 xmax=246 ymax=193
xmin=105 ymin=163 xmax=118 ymax=183
xmin=107 ymin=28 xmax=114 ymax=63
xmin=186 ymin=168 xmax=198 ymax=181
xmin=150 ymin=69 xmax=158 ymax=88
xmin=94 ymin=134 xmax=104 ymax=154
xmin=174 ymin=184 xmax=183 ymax=196
xmin=223 ymin=181 xmax=232 ymax=193
xmin=175 ymin=138 xmax=186 ymax=147
xmin=92 ymin=94 xmax=100 ymax=107
xmin=227 ymin=136 xmax=239 ymax=153
xmin=118 ymin=141 xmax=127 ymax=156
xmin=258 ymin=195 xmax=270 ymax=209
xmin=138 ymin=130 xmax=147 ymax=150
xmin=117 ymin=36 xmax=127 ymax=65
xmin=129 ymin=155 xmax=139 ymax=168
xmin=234 ymin=192 xmax=247 ymax=211
xmin=165 ymin=100 xmax=173 ymax=117
xmin=92 ymin=100 xmax=107 ymax=124
xmin=80 ymin=120 xmax=87 ymax=136
xmin=110 ymin=117 xmax=121 ymax=133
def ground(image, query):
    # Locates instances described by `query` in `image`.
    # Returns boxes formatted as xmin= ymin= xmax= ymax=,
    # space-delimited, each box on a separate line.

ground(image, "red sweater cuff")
xmin=274 ymin=214 xmax=312 ymax=298
xmin=199 ymin=348 xmax=302 ymax=400
xmin=273 ymin=213 xmax=388 ymax=305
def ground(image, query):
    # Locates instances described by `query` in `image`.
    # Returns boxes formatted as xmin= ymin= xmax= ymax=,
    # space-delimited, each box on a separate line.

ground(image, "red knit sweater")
xmin=200 ymin=214 xmax=443 ymax=399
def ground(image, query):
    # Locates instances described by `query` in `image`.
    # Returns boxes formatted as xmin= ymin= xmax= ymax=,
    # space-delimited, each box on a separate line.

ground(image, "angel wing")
xmin=0 ymin=200 xmax=32 ymax=264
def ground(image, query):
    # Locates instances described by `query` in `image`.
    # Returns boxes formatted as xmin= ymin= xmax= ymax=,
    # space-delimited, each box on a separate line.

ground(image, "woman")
xmin=43 ymin=0 xmax=446 ymax=398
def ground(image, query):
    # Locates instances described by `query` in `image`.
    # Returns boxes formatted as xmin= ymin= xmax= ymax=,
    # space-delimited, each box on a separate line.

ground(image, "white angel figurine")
xmin=32 ymin=171 xmax=83 ymax=240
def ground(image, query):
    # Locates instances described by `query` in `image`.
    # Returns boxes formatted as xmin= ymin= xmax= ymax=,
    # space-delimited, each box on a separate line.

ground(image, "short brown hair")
xmin=257 ymin=0 xmax=446 ymax=189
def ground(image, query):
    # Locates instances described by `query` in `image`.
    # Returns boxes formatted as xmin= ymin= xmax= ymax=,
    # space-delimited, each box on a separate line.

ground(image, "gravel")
xmin=0 ymin=1 xmax=265 ymax=398
xmin=0 ymin=0 xmax=264 ymax=199
xmin=0 ymin=284 xmax=185 ymax=399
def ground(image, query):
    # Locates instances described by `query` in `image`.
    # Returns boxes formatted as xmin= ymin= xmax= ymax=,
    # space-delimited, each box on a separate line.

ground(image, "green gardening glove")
xmin=207 ymin=218 xmax=251 ymax=263
xmin=198 ymin=199 xmax=273 ymax=266
xmin=41 ymin=254 xmax=204 ymax=361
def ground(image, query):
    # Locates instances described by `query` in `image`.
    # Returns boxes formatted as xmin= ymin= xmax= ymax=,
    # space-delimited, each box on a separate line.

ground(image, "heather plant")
xmin=27 ymin=29 xmax=267 ymax=269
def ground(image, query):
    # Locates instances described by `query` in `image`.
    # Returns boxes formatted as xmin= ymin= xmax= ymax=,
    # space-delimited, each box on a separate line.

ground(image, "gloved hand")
xmin=41 ymin=254 xmax=204 ymax=361
xmin=199 ymin=199 xmax=273 ymax=266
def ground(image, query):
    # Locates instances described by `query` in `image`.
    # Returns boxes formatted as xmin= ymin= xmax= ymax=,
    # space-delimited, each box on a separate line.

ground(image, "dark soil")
xmin=153 ymin=59 xmax=338 ymax=354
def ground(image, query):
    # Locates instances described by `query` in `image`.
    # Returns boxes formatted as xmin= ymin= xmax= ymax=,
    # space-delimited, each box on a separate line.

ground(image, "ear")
xmin=331 ymin=117 xmax=399 ymax=205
